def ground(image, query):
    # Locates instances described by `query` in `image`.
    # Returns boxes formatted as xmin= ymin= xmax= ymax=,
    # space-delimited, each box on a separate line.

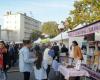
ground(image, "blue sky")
xmin=0 ymin=0 xmax=74 ymax=25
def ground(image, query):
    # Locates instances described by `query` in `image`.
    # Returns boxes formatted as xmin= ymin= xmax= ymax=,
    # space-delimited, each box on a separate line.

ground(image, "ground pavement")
xmin=7 ymin=67 xmax=35 ymax=80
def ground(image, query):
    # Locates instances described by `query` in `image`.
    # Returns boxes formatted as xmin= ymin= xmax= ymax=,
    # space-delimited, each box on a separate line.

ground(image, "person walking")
xmin=9 ymin=44 xmax=16 ymax=67
xmin=43 ymin=43 xmax=53 ymax=77
xmin=33 ymin=50 xmax=47 ymax=80
xmin=0 ymin=41 xmax=9 ymax=80
xmin=19 ymin=40 xmax=37 ymax=80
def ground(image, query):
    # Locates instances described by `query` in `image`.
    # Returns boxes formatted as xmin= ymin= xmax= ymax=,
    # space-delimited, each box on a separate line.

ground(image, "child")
xmin=34 ymin=51 xmax=47 ymax=80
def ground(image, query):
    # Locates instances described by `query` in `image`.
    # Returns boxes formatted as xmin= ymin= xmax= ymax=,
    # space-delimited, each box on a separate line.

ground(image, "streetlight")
xmin=58 ymin=21 xmax=65 ymax=43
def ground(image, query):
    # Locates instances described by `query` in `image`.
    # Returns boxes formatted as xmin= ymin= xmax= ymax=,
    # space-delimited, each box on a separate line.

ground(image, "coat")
xmin=0 ymin=49 xmax=3 ymax=69
xmin=19 ymin=46 xmax=36 ymax=72
xmin=73 ymin=46 xmax=83 ymax=60
xmin=0 ymin=48 xmax=9 ymax=70
xmin=43 ymin=48 xmax=53 ymax=65
xmin=3 ymin=48 xmax=10 ymax=71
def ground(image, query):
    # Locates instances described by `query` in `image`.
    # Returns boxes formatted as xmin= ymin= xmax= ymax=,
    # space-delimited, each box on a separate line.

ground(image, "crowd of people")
xmin=19 ymin=40 xmax=69 ymax=80
xmin=0 ymin=39 xmax=83 ymax=80
xmin=0 ymin=41 xmax=22 ymax=80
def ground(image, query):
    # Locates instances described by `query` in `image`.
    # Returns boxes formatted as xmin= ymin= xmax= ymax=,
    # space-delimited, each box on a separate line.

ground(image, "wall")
xmin=95 ymin=32 xmax=100 ymax=41
xmin=3 ymin=12 xmax=41 ymax=41
xmin=1 ymin=30 xmax=17 ymax=41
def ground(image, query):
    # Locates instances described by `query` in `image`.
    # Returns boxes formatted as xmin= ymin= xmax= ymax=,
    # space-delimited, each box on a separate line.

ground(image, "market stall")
xmin=34 ymin=38 xmax=41 ymax=44
xmin=50 ymin=31 xmax=69 ymax=42
xmin=68 ymin=20 xmax=100 ymax=80
xmin=58 ymin=65 xmax=89 ymax=80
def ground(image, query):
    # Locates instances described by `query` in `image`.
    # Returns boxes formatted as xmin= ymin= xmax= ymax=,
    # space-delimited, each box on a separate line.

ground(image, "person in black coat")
xmin=61 ymin=44 xmax=69 ymax=56
xmin=53 ymin=42 xmax=59 ymax=61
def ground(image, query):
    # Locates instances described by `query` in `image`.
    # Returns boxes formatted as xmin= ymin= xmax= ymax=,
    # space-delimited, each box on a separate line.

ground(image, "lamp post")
xmin=58 ymin=21 xmax=65 ymax=43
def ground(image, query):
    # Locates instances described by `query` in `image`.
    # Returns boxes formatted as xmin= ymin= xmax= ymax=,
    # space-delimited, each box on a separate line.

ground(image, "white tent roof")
xmin=15 ymin=41 xmax=23 ymax=44
xmin=34 ymin=38 xmax=41 ymax=43
xmin=73 ymin=23 xmax=86 ymax=30
xmin=50 ymin=31 xmax=69 ymax=42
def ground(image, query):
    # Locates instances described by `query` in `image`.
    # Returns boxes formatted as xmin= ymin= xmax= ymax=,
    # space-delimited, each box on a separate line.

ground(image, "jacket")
xmin=3 ymin=48 xmax=10 ymax=71
xmin=0 ymin=48 xmax=9 ymax=70
xmin=0 ymin=49 xmax=3 ymax=69
xmin=19 ymin=46 xmax=36 ymax=72
xmin=73 ymin=46 xmax=83 ymax=60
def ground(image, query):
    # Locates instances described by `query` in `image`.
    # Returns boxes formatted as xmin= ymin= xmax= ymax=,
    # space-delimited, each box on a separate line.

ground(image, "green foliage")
xmin=41 ymin=21 xmax=59 ymax=38
xmin=66 ymin=0 xmax=100 ymax=29
xmin=31 ymin=29 xmax=42 ymax=41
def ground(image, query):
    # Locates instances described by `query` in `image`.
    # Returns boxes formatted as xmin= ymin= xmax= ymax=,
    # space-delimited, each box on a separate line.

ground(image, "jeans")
xmin=46 ymin=65 xmax=51 ymax=77
xmin=0 ymin=70 xmax=7 ymax=80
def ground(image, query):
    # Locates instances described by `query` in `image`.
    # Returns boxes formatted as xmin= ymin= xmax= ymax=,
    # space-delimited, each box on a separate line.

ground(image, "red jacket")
xmin=0 ymin=49 xmax=3 ymax=69
xmin=0 ymin=48 xmax=7 ymax=69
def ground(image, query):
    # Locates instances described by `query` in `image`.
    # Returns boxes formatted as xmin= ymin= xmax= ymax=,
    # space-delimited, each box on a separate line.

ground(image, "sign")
xmin=68 ymin=22 xmax=100 ymax=37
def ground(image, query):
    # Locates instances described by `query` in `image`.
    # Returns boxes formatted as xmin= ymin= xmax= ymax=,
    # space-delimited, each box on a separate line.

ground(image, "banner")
xmin=68 ymin=22 xmax=100 ymax=37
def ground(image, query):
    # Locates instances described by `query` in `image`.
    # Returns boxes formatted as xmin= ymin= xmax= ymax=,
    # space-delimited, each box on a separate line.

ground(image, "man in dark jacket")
xmin=61 ymin=44 xmax=68 ymax=56
xmin=53 ymin=42 xmax=59 ymax=61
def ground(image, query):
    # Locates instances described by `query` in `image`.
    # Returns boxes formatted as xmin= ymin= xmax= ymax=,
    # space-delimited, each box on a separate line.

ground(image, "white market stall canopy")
xmin=15 ymin=41 xmax=23 ymax=44
xmin=34 ymin=38 xmax=41 ymax=43
xmin=50 ymin=31 xmax=69 ymax=42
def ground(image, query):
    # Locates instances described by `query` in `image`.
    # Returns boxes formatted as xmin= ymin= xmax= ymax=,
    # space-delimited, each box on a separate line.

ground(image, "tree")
xmin=41 ymin=21 xmax=59 ymax=38
xmin=30 ymin=29 xmax=42 ymax=41
xmin=65 ymin=0 xmax=100 ymax=30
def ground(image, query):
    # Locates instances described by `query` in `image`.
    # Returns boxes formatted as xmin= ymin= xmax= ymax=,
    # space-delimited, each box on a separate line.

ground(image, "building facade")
xmin=2 ymin=12 xmax=41 ymax=41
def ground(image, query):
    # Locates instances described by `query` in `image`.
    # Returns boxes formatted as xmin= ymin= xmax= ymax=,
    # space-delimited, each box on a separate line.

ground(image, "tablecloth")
xmin=58 ymin=65 xmax=89 ymax=79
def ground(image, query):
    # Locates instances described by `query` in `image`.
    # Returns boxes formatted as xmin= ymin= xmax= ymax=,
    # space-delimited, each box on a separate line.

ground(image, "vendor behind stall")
xmin=72 ymin=41 xmax=83 ymax=61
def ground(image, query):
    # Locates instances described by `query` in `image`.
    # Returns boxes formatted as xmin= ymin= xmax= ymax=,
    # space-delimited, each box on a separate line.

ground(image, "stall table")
xmin=58 ymin=65 xmax=89 ymax=80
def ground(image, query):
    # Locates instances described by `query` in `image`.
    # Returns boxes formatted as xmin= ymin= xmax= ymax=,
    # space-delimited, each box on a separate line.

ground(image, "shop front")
xmin=68 ymin=20 xmax=100 ymax=80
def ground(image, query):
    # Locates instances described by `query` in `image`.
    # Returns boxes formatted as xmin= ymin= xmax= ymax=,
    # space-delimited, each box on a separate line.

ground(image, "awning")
xmin=34 ymin=38 xmax=41 ymax=43
xmin=68 ymin=20 xmax=100 ymax=37
xmin=50 ymin=31 xmax=69 ymax=42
